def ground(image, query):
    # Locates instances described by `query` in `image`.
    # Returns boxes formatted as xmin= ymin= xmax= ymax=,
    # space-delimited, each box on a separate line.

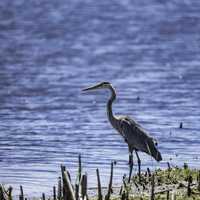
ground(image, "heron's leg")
xmin=135 ymin=150 xmax=141 ymax=182
xmin=128 ymin=151 xmax=133 ymax=183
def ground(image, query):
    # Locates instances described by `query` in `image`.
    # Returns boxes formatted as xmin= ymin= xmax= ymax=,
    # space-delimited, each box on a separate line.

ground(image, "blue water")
xmin=0 ymin=0 xmax=200 ymax=197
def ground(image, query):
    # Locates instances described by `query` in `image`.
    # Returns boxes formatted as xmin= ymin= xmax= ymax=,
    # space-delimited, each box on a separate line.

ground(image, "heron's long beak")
xmin=82 ymin=83 xmax=102 ymax=92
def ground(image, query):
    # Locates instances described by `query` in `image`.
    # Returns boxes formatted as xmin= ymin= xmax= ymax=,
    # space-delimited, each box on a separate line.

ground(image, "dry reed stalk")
xmin=167 ymin=162 xmax=171 ymax=170
xmin=167 ymin=162 xmax=171 ymax=179
xmin=19 ymin=185 xmax=24 ymax=200
xmin=105 ymin=162 xmax=114 ymax=200
xmin=147 ymin=168 xmax=151 ymax=176
xmin=78 ymin=154 xmax=82 ymax=182
xmin=119 ymin=186 xmax=123 ymax=195
xmin=147 ymin=168 xmax=151 ymax=183
xmin=80 ymin=174 xmax=87 ymax=200
xmin=42 ymin=193 xmax=45 ymax=200
xmin=197 ymin=170 xmax=200 ymax=191
xmin=187 ymin=175 xmax=192 ymax=196
xmin=57 ymin=177 xmax=62 ymax=200
xmin=53 ymin=186 xmax=56 ymax=200
xmin=0 ymin=185 xmax=4 ymax=200
xmin=61 ymin=165 xmax=67 ymax=200
xmin=171 ymin=190 xmax=176 ymax=200
xmin=121 ymin=191 xmax=126 ymax=200
xmin=75 ymin=184 xmax=79 ymax=200
xmin=166 ymin=190 xmax=169 ymax=200
xmin=96 ymin=168 xmax=102 ymax=200
xmin=149 ymin=174 xmax=155 ymax=200
xmin=8 ymin=186 xmax=13 ymax=200
xmin=61 ymin=165 xmax=76 ymax=200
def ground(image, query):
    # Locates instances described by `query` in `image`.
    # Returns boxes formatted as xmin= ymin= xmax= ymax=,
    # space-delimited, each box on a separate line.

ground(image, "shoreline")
xmin=1 ymin=156 xmax=200 ymax=200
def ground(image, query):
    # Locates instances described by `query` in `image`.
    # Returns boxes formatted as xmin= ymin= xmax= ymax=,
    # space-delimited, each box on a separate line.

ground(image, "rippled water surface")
xmin=0 ymin=0 xmax=200 ymax=197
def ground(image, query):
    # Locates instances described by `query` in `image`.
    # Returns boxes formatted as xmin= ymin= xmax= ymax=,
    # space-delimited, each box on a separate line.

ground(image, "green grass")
xmin=118 ymin=163 xmax=200 ymax=200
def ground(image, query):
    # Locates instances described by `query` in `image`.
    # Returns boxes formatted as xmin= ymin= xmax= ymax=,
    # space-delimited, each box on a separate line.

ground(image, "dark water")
xmin=0 ymin=0 xmax=200 ymax=197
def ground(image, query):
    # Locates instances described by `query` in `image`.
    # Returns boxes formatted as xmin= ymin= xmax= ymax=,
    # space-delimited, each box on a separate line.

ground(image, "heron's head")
xmin=82 ymin=81 xmax=111 ymax=92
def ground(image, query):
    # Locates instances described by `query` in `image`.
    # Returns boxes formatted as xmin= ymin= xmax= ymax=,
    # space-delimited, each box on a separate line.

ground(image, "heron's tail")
xmin=145 ymin=139 xmax=162 ymax=162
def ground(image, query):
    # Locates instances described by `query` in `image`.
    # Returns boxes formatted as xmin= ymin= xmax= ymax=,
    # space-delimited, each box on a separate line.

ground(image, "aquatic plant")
xmin=1 ymin=155 xmax=200 ymax=200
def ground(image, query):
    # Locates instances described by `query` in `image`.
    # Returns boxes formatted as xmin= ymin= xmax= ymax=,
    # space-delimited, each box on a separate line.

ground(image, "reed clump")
xmin=1 ymin=156 xmax=200 ymax=200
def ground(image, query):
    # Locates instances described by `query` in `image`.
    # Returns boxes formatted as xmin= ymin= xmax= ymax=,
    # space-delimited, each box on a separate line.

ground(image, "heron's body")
xmin=114 ymin=116 xmax=159 ymax=157
xmin=83 ymin=82 xmax=162 ymax=181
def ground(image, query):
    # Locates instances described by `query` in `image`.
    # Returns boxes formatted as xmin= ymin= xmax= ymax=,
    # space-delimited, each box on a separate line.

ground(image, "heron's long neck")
xmin=107 ymin=86 xmax=117 ymax=127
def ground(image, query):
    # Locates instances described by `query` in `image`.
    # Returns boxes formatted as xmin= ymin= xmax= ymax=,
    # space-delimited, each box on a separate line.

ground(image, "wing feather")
xmin=118 ymin=116 xmax=162 ymax=161
xmin=119 ymin=116 xmax=152 ymax=152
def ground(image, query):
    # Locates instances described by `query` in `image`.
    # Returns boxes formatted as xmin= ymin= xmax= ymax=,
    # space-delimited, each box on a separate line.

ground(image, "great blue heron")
xmin=82 ymin=82 xmax=162 ymax=182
